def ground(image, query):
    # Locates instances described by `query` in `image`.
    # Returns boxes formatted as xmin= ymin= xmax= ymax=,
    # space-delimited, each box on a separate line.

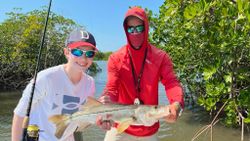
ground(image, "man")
xmin=98 ymin=7 xmax=184 ymax=141
xmin=12 ymin=28 xmax=97 ymax=141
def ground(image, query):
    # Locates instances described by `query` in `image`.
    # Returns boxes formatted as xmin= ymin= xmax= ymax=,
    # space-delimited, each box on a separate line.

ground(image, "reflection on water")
xmin=0 ymin=61 xmax=249 ymax=141
xmin=0 ymin=91 xmax=21 ymax=141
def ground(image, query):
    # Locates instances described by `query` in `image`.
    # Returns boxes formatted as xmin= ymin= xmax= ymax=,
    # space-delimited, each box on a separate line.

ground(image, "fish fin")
xmin=75 ymin=122 xmax=92 ymax=132
xmin=48 ymin=115 xmax=70 ymax=139
xmin=60 ymin=122 xmax=91 ymax=140
xmin=59 ymin=122 xmax=78 ymax=140
xmin=79 ymin=96 xmax=102 ymax=111
xmin=116 ymin=118 xmax=134 ymax=134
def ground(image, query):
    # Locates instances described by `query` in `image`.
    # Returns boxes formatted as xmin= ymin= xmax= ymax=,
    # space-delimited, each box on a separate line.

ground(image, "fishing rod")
xmin=21 ymin=0 xmax=53 ymax=140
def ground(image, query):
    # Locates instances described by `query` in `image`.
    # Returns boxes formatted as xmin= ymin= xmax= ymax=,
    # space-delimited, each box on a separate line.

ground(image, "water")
xmin=0 ymin=61 xmax=249 ymax=141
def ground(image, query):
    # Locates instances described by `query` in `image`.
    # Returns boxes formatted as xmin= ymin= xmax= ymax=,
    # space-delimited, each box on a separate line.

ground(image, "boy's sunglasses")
xmin=127 ymin=25 xmax=144 ymax=34
xmin=70 ymin=48 xmax=95 ymax=58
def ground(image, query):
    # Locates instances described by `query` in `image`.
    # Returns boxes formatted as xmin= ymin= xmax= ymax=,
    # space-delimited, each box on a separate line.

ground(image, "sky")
xmin=0 ymin=0 xmax=164 ymax=52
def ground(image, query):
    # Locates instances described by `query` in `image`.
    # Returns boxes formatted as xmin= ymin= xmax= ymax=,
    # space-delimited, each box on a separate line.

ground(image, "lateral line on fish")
xmin=73 ymin=107 xmax=133 ymax=117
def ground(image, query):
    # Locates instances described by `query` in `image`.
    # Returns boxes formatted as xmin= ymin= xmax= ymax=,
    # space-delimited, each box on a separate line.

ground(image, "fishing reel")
xmin=24 ymin=124 xmax=40 ymax=141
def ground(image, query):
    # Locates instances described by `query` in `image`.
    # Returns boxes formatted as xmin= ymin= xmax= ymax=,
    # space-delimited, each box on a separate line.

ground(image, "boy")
xmin=12 ymin=28 xmax=97 ymax=141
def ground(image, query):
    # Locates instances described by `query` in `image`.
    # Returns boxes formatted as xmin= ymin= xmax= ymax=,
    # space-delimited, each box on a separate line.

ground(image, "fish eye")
xmin=131 ymin=116 xmax=137 ymax=120
xmin=154 ymin=106 xmax=158 ymax=109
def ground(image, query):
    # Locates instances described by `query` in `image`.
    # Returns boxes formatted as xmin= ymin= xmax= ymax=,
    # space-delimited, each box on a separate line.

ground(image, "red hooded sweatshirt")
xmin=103 ymin=7 xmax=184 ymax=136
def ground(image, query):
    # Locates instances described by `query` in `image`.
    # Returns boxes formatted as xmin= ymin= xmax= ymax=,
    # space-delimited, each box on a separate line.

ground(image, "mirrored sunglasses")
xmin=70 ymin=48 xmax=95 ymax=58
xmin=127 ymin=25 xmax=144 ymax=34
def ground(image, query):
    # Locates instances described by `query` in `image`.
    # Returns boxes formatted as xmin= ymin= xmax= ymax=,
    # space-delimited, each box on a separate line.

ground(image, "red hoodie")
xmin=103 ymin=7 xmax=184 ymax=137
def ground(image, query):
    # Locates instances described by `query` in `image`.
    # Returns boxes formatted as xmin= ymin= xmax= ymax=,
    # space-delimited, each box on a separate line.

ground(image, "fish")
xmin=49 ymin=97 xmax=170 ymax=140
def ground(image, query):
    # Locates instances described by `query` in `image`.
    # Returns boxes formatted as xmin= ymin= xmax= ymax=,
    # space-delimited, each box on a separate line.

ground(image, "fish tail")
xmin=49 ymin=115 xmax=70 ymax=139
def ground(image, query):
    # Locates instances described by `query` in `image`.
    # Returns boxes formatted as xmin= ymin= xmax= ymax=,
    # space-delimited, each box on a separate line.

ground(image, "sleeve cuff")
xmin=173 ymin=102 xmax=183 ymax=117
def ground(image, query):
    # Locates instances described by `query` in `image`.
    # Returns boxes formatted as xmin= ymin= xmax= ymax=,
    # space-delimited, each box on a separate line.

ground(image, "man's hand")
xmin=96 ymin=95 xmax=115 ymax=130
xmin=165 ymin=102 xmax=181 ymax=123
xmin=98 ymin=95 xmax=113 ymax=104
xmin=96 ymin=114 xmax=114 ymax=131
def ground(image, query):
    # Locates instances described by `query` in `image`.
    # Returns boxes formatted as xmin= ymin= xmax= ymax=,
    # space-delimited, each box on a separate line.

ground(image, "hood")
xmin=123 ymin=7 xmax=149 ymax=74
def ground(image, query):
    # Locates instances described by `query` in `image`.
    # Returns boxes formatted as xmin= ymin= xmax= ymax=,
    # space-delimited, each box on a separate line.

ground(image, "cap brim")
xmin=68 ymin=41 xmax=97 ymax=50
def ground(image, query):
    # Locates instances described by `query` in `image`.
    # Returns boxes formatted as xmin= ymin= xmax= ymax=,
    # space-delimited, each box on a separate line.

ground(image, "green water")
xmin=0 ymin=61 xmax=249 ymax=141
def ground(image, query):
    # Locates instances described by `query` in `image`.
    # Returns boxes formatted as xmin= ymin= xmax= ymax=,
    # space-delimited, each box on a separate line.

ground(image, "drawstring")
xmin=128 ymin=48 xmax=148 ymax=104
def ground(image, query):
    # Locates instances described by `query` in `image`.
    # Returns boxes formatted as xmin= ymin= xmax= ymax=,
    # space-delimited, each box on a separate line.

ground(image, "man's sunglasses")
xmin=70 ymin=48 xmax=95 ymax=58
xmin=127 ymin=25 xmax=145 ymax=34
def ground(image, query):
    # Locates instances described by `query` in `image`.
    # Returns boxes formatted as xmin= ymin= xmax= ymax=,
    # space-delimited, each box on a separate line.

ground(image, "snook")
xmin=49 ymin=97 xmax=170 ymax=139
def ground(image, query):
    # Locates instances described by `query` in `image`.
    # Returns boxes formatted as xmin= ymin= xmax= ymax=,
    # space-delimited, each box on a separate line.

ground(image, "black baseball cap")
xmin=65 ymin=28 xmax=97 ymax=50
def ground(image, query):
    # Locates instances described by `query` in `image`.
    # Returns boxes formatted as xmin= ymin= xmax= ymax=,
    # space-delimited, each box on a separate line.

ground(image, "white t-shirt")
xmin=14 ymin=65 xmax=95 ymax=141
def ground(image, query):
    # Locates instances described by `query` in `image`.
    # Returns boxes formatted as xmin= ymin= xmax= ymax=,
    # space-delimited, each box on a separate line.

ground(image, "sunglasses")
xmin=70 ymin=48 xmax=95 ymax=58
xmin=127 ymin=25 xmax=144 ymax=34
